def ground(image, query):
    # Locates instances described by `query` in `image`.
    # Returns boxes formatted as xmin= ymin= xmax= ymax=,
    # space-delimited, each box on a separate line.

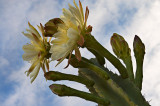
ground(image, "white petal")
xmin=22 ymin=32 xmax=35 ymax=41
xmin=67 ymin=28 xmax=79 ymax=40
xmin=51 ymin=38 xmax=67 ymax=45
xmin=50 ymin=45 xmax=70 ymax=60
xmin=73 ymin=0 xmax=79 ymax=10
xmin=67 ymin=38 xmax=77 ymax=47
xmin=63 ymin=8 xmax=72 ymax=19
xmin=54 ymin=31 xmax=66 ymax=38
xmin=70 ymin=17 xmax=79 ymax=27
xmin=22 ymin=52 xmax=38 ymax=61
xmin=69 ymin=4 xmax=82 ymax=24
xmin=23 ymin=44 xmax=38 ymax=53
xmin=55 ymin=50 xmax=71 ymax=66
xmin=57 ymin=24 xmax=68 ymax=31
xmin=28 ymin=22 xmax=41 ymax=38
xmin=60 ymin=16 xmax=68 ymax=23
xmin=30 ymin=63 xmax=40 ymax=83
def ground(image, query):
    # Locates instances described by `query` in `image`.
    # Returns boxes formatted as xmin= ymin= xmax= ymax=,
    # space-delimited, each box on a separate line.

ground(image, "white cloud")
xmin=0 ymin=0 xmax=61 ymax=52
xmin=2 ymin=63 xmax=39 ymax=106
xmin=0 ymin=56 xmax=9 ymax=68
xmin=1 ymin=61 xmax=96 ymax=106
xmin=118 ymin=0 xmax=160 ymax=105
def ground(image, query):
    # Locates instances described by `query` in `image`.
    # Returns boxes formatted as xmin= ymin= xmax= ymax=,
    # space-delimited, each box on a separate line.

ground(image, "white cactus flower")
xmin=50 ymin=0 xmax=89 ymax=66
xmin=22 ymin=22 xmax=50 ymax=83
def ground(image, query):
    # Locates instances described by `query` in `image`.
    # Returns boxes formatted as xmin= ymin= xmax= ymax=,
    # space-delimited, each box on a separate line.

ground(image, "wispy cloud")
xmin=1 ymin=63 xmax=55 ymax=106
xmin=0 ymin=56 xmax=9 ymax=69
xmin=116 ymin=0 xmax=160 ymax=105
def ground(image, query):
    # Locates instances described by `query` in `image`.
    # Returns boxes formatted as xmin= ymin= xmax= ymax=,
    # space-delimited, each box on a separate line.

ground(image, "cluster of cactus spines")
xmin=44 ymin=28 xmax=149 ymax=105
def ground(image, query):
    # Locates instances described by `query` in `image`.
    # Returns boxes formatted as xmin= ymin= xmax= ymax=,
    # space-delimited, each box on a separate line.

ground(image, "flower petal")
xmin=22 ymin=32 xmax=35 ymax=41
xmin=23 ymin=44 xmax=37 ymax=53
xmin=55 ymin=50 xmax=71 ymax=67
xmin=54 ymin=31 xmax=67 ymax=39
xmin=28 ymin=22 xmax=41 ymax=38
xmin=63 ymin=8 xmax=72 ymax=20
xmin=67 ymin=28 xmax=79 ymax=40
xmin=30 ymin=63 xmax=41 ymax=83
xmin=79 ymin=0 xmax=84 ymax=21
xmin=50 ymin=44 xmax=70 ymax=60
xmin=27 ymin=59 xmax=40 ymax=76
xmin=51 ymin=38 xmax=67 ymax=45
xmin=22 ymin=52 xmax=38 ymax=61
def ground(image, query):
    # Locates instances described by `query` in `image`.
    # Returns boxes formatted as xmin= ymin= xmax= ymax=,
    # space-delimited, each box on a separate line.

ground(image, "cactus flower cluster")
xmin=22 ymin=0 xmax=150 ymax=105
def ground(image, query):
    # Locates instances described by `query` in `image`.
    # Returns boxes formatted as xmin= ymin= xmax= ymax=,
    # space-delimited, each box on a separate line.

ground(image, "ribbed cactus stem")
xmin=133 ymin=35 xmax=145 ymax=90
xmin=45 ymin=71 xmax=94 ymax=87
xmin=87 ymin=62 xmax=110 ymax=80
xmin=70 ymin=57 xmax=110 ymax=80
xmin=49 ymin=84 xmax=110 ymax=105
xmin=135 ymin=59 xmax=143 ymax=90
xmin=87 ymin=48 xmax=105 ymax=66
xmin=84 ymin=34 xmax=128 ymax=79
xmin=123 ymin=56 xmax=134 ymax=81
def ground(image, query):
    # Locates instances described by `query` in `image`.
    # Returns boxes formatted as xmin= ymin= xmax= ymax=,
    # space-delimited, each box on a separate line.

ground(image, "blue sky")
xmin=0 ymin=0 xmax=160 ymax=106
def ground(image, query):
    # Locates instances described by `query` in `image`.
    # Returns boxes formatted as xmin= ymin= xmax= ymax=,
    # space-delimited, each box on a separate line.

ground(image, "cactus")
xmin=22 ymin=0 xmax=151 ymax=105
xmin=44 ymin=34 xmax=150 ymax=106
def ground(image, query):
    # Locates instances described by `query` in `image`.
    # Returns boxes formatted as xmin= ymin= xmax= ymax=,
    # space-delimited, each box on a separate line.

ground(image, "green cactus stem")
xmin=83 ymin=34 xmax=128 ymax=79
xmin=49 ymin=84 xmax=110 ymax=106
xmin=123 ymin=57 xmax=134 ymax=81
xmin=45 ymin=71 xmax=94 ymax=87
xmin=87 ymin=48 xmax=105 ymax=66
xmin=133 ymin=35 xmax=145 ymax=90
xmin=135 ymin=59 xmax=144 ymax=90
xmin=79 ymin=66 xmax=136 ymax=106
xmin=70 ymin=56 xmax=110 ymax=80
xmin=78 ymin=58 xmax=150 ymax=106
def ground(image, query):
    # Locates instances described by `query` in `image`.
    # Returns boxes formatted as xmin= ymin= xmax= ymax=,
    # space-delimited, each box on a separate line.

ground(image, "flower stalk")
xmin=45 ymin=71 xmax=94 ymax=87
xmin=69 ymin=55 xmax=110 ymax=80
xmin=84 ymin=34 xmax=128 ymax=79
xmin=87 ymin=48 xmax=105 ymax=66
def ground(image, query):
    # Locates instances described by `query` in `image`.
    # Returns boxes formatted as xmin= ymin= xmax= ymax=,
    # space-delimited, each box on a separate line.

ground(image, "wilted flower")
xmin=49 ymin=0 xmax=90 ymax=67
xmin=22 ymin=22 xmax=50 ymax=83
xmin=44 ymin=18 xmax=63 ymax=37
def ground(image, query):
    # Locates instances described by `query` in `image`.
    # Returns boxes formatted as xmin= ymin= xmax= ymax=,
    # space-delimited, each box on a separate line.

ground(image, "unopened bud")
xmin=49 ymin=84 xmax=66 ymax=96
xmin=44 ymin=18 xmax=63 ymax=37
xmin=86 ymin=25 xmax=92 ymax=33
xmin=111 ymin=33 xmax=131 ymax=59
xmin=133 ymin=35 xmax=145 ymax=58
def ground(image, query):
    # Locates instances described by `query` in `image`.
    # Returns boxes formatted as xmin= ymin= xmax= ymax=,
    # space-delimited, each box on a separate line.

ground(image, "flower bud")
xmin=133 ymin=35 xmax=145 ymax=59
xmin=111 ymin=33 xmax=131 ymax=59
xmin=86 ymin=25 xmax=92 ymax=34
xmin=44 ymin=18 xmax=63 ymax=37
